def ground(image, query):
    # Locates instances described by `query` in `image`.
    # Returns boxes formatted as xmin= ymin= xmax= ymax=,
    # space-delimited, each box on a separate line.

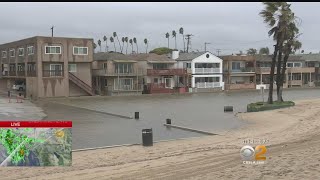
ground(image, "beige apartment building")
xmin=0 ymin=36 xmax=94 ymax=99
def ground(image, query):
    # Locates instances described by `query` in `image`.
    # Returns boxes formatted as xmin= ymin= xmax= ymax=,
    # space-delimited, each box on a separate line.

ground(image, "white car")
xmin=12 ymin=82 xmax=26 ymax=91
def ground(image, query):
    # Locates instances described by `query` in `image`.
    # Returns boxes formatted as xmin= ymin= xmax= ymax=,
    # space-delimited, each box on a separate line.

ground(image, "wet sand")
xmin=1 ymin=98 xmax=320 ymax=179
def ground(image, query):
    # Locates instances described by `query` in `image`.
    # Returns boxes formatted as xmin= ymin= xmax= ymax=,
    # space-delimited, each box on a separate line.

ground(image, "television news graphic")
xmin=0 ymin=121 xmax=72 ymax=166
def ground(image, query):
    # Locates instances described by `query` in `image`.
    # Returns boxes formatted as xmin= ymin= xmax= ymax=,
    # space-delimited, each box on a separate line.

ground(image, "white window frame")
xmin=9 ymin=49 xmax=15 ymax=57
xmin=1 ymin=51 xmax=7 ymax=58
xmin=27 ymin=46 xmax=34 ymax=55
xmin=73 ymin=46 xmax=88 ymax=55
xmin=114 ymin=78 xmax=133 ymax=90
xmin=102 ymin=63 xmax=108 ymax=69
xmin=68 ymin=64 xmax=77 ymax=72
xmin=45 ymin=46 xmax=61 ymax=54
xmin=18 ymin=48 xmax=24 ymax=56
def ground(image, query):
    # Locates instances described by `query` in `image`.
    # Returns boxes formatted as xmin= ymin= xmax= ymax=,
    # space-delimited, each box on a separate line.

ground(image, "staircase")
xmin=68 ymin=72 xmax=94 ymax=96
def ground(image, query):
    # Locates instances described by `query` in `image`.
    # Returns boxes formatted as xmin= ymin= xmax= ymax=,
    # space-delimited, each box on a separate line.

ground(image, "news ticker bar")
xmin=0 ymin=121 xmax=72 ymax=128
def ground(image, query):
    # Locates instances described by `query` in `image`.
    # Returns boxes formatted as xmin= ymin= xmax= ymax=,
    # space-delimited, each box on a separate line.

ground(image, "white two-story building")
xmin=173 ymin=51 xmax=224 ymax=91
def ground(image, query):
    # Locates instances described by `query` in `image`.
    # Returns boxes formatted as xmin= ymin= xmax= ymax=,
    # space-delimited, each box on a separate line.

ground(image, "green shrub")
xmin=247 ymin=101 xmax=295 ymax=112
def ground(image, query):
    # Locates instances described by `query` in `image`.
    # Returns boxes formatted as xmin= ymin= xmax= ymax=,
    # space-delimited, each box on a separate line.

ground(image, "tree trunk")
xmin=146 ymin=44 xmax=148 ymax=54
xmin=167 ymin=38 xmax=169 ymax=48
xmin=114 ymin=43 xmax=116 ymax=52
xmin=131 ymin=45 xmax=133 ymax=54
xmin=279 ymin=49 xmax=291 ymax=102
xmin=116 ymin=37 xmax=122 ymax=53
xmin=182 ymin=35 xmax=185 ymax=52
xmin=136 ymin=44 xmax=139 ymax=54
xmin=276 ymin=46 xmax=283 ymax=102
xmin=105 ymin=42 xmax=108 ymax=52
xmin=175 ymin=36 xmax=177 ymax=49
xmin=268 ymin=45 xmax=279 ymax=104
xmin=122 ymin=42 xmax=125 ymax=54
xmin=126 ymin=43 xmax=128 ymax=54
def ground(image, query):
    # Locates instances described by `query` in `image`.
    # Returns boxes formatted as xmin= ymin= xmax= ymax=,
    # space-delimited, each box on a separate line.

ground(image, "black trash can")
xmin=166 ymin=118 xmax=171 ymax=125
xmin=135 ymin=112 xmax=139 ymax=119
xmin=142 ymin=128 xmax=153 ymax=146
xmin=224 ymin=106 xmax=233 ymax=112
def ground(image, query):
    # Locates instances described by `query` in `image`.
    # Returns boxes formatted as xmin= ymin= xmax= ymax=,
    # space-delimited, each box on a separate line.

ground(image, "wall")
xmin=69 ymin=80 xmax=88 ymax=96
xmin=26 ymin=77 xmax=38 ymax=99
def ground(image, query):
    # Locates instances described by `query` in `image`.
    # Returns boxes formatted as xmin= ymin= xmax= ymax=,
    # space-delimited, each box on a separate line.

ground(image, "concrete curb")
xmin=163 ymin=124 xmax=219 ymax=135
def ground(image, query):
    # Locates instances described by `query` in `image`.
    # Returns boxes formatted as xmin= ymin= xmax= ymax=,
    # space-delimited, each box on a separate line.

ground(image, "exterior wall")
xmin=71 ymin=62 xmax=92 ymax=85
xmin=191 ymin=52 xmax=223 ymax=74
xmin=26 ymin=77 xmax=38 ymax=99
xmin=69 ymin=80 xmax=88 ymax=96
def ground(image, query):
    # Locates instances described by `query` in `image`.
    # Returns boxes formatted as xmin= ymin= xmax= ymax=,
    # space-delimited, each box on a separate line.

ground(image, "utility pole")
xmin=185 ymin=34 xmax=193 ymax=53
xmin=51 ymin=26 xmax=54 ymax=37
xmin=204 ymin=42 xmax=211 ymax=52
xmin=216 ymin=49 xmax=221 ymax=56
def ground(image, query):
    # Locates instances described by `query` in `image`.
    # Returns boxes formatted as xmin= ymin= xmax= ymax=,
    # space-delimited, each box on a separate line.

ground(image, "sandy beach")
xmin=1 ymin=98 xmax=320 ymax=179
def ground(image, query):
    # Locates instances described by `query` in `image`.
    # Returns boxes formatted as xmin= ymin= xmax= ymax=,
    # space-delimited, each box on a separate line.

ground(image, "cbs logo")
xmin=240 ymin=145 xmax=267 ymax=161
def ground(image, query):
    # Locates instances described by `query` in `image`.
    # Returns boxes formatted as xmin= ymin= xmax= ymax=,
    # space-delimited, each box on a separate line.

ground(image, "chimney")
xmin=171 ymin=50 xmax=179 ymax=60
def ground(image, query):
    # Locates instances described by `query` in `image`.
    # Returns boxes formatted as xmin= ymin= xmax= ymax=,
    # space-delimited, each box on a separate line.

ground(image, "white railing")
xmin=194 ymin=68 xmax=220 ymax=74
xmin=196 ymin=82 xmax=221 ymax=88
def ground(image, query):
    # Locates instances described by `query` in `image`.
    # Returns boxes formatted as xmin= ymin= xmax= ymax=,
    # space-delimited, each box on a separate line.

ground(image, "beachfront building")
xmin=0 ymin=36 xmax=94 ymax=99
xmin=255 ymin=55 xmax=316 ymax=89
xmin=221 ymin=55 xmax=256 ymax=90
xmin=92 ymin=52 xmax=144 ymax=96
xmin=174 ymin=51 xmax=224 ymax=92
xmin=144 ymin=52 xmax=188 ymax=94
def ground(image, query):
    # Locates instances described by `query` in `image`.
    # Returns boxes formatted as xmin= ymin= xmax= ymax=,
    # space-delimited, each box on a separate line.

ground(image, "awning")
xmin=113 ymin=60 xmax=137 ymax=63
xmin=147 ymin=61 xmax=175 ymax=64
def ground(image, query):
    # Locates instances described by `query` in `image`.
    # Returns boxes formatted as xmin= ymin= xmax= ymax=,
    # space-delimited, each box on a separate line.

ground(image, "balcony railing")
xmin=9 ymin=71 xmax=16 ymax=76
xmin=27 ymin=71 xmax=36 ymax=77
xmin=196 ymin=82 xmax=221 ymax=88
xmin=230 ymin=67 xmax=255 ymax=73
xmin=17 ymin=71 xmax=25 ymax=76
xmin=43 ymin=70 xmax=64 ymax=77
xmin=92 ymin=69 xmax=143 ymax=76
xmin=256 ymin=67 xmax=315 ymax=74
xmin=110 ymin=84 xmax=143 ymax=91
xmin=147 ymin=69 xmax=187 ymax=76
xmin=194 ymin=68 xmax=220 ymax=74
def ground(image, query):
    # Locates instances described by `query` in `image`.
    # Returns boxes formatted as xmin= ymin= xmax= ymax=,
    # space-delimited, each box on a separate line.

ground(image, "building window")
xmin=9 ymin=64 xmax=15 ymax=71
xmin=45 ymin=46 xmax=61 ymax=54
xmin=232 ymin=62 xmax=241 ymax=70
xmin=104 ymin=79 xmax=108 ymax=86
xmin=288 ymin=73 xmax=301 ymax=81
xmin=115 ymin=63 xmax=133 ymax=74
xmin=17 ymin=64 xmax=24 ymax=71
xmin=103 ymin=63 xmax=107 ymax=69
xmin=27 ymin=63 xmax=36 ymax=71
xmin=73 ymin=46 xmax=88 ymax=55
xmin=27 ymin=46 xmax=34 ymax=55
xmin=183 ymin=62 xmax=191 ymax=68
xmin=294 ymin=62 xmax=302 ymax=67
xmin=68 ymin=64 xmax=77 ymax=72
xmin=165 ymin=78 xmax=172 ymax=88
xmin=18 ymin=48 xmax=24 ymax=56
xmin=114 ymin=78 xmax=133 ymax=90
xmin=9 ymin=49 xmax=15 ymax=57
xmin=153 ymin=63 xmax=168 ymax=69
xmin=206 ymin=54 xmax=210 ymax=58
xmin=49 ymin=64 xmax=63 ymax=77
xmin=1 ymin=51 xmax=7 ymax=58
xmin=154 ymin=78 xmax=158 ymax=84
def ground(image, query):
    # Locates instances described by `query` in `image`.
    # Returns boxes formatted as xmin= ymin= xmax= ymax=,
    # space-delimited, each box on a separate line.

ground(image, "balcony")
xmin=17 ymin=71 xmax=25 ymax=77
xmin=43 ymin=70 xmax=64 ymax=77
xmin=230 ymin=67 xmax=255 ymax=73
xmin=256 ymin=67 xmax=315 ymax=74
xmin=194 ymin=68 xmax=220 ymax=74
xmin=196 ymin=82 xmax=222 ymax=88
xmin=147 ymin=69 xmax=187 ymax=76
xmin=110 ymin=84 xmax=143 ymax=92
xmin=92 ymin=69 xmax=142 ymax=76
xmin=27 ymin=71 xmax=36 ymax=77
xmin=9 ymin=71 xmax=16 ymax=76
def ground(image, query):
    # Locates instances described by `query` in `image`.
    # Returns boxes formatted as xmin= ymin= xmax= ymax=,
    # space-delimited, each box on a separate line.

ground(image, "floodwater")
xmin=39 ymin=88 xmax=320 ymax=150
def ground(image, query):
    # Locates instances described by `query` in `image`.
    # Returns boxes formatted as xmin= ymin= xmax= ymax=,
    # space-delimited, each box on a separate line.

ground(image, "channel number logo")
xmin=240 ymin=145 xmax=267 ymax=161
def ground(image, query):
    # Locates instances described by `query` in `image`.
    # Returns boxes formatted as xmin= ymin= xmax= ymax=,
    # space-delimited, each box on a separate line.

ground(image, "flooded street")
xmin=39 ymin=88 xmax=320 ymax=149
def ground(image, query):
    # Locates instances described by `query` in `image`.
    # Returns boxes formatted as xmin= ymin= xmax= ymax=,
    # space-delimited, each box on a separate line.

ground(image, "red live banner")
xmin=0 ymin=121 xmax=72 ymax=128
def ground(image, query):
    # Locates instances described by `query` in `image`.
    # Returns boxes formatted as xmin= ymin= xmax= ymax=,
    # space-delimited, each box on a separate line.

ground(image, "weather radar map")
xmin=0 ymin=121 xmax=72 ymax=166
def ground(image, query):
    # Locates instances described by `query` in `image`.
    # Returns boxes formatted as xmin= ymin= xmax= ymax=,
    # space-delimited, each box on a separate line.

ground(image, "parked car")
xmin=12 ymin=82 xmax=26 ymax=91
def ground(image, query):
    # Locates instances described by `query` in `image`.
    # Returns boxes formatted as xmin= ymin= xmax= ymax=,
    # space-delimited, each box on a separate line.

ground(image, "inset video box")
xmin=0 ymin=121 xmax=72 ymax=166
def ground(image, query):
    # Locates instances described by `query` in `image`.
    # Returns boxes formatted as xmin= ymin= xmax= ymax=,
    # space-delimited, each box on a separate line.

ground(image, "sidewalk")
xmin=0 ymin=95 xmax=46 ymax=120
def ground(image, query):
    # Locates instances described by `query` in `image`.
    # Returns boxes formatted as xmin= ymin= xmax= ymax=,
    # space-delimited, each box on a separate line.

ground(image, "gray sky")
xmin=0 ymin=2 xmax=319 ymax=55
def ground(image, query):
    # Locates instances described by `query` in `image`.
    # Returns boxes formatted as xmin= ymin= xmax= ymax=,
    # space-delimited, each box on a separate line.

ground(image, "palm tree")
xmin=103 ymin=36 xmax=108 ymax=52
xmin=144 ymin=38 xmax=148 ymax=53
xmin=259 ymin=47 xmax=270 ymax=55
xmin=125 ymin=37 xmax=129 ymax=54
xmin=93 ymin=43 xmax=97 ymax=52
xmin=179 ymin=27 xmax=185 ymax=52
xmin=121 ymin=37 xmax=125 ymax=54
xmin=172 ymin=30 xmax=177 ymax=49
xmin=259 ymin=2 xmax=288 ymax=104
xmin=129 ymin=39 xmax=133 ymax=54
xmin=110 ymin=36 xmax=116 ymax=52
xmin=165 ymin=32 xmax=170 ymax=48
xmin=246 ymin=48 xmax=257 ymax=55
xmin=97 ymin=39 xmax=102 ymax=52
xmin=113 ymin=32 xmax=122 ymax=53
xmin=133 ymin=37 xmax=138 ymax=54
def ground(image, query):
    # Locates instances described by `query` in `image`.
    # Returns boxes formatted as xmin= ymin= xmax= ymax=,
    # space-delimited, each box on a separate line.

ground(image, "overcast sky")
xmin=0 ymin=2 xmax=319 ymax=55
